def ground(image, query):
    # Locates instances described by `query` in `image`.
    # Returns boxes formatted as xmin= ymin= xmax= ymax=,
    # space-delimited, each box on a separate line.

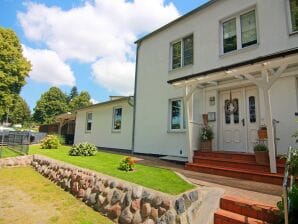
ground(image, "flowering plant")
xmin=200 ymin=126 xmax=214 ymax=141
xmin=119 ymin=156 xmax=136 ymax=172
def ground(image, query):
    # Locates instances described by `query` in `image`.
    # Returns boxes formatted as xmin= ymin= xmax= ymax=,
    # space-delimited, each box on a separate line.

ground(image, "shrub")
xmin=40 ymin=135 xmax=61 ymax=149
xmin=253 ymin=144 xmax=268 ymax=152
xmin=288 ymin=148 xmax=298 ymax=176
xmin=200 ymin=126 xmax=214 ymax=141
xmin=69 ymin=142 xmax=97 ymax=156
xmin=119 ymin=156 xmax=136 ymax=172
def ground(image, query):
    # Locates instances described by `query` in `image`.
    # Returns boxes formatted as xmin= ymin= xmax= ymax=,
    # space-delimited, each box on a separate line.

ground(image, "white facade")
xmin=74 ymin=97 xmax=134 ymax=151
xmin=134 ymin=0 xmax=298 ymax=158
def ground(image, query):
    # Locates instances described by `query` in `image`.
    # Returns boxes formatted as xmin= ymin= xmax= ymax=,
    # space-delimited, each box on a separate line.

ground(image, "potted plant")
xmin=258 ymin=125 xmax=267 ymax=140
xmin=253 ymin=144 xmax=269 ymax=165
xmin=199 ymin=126 xmax=214 ymax=151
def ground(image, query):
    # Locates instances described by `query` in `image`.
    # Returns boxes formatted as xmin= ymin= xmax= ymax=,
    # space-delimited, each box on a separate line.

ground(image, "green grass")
xmin=29 ymin=145 xmax=194 ymax=195
xmin=0 ymin=147 xmax=21 ymax=158
xmin=0 ymin=167 xmax=112 ymax=224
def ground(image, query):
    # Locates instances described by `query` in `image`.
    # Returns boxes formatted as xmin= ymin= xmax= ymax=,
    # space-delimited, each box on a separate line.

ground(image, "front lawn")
xmin=29 ymin=145 xmax=194 ymax=195
xmin=0 ymin=167 xmax=112 ymax=224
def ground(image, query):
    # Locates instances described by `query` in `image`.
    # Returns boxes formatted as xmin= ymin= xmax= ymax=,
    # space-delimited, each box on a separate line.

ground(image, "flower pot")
xmin=258 ymin=129 xmax=267 ymax=139
xmin=200 ymin=140 xmax=212 ymax=151
xmin=255 ymin=151 xmax=269 ymax=165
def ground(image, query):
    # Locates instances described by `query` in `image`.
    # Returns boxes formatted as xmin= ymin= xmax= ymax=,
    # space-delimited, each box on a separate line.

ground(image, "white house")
xmin=133 ymin=0 xmax=298 ymax=173
xmin=74 ymin=96 xmax=134 ymax=151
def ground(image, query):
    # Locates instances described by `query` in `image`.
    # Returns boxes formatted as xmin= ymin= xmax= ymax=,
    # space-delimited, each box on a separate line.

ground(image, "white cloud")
xmin=18 ymin=0 xmax=180 ymax=93
xmin=92 ymin=58 xmax=135 ymax=95
xmin=90 ymin=98 xmax=99 ymax=104
xmin=22 ymin=45 xmax=76 ymax=86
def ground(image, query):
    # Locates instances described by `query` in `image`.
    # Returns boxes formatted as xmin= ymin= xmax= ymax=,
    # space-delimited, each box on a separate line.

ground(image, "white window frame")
xmin=220 ymin=7 xmax=258 ymax=55
xmin=168 ymin=98 xmax=186 ymax=132
xmin=86 ymin=112 xmax=92 ymax=133
xmin=170 ymin=34 xmax=193 ymax=70
xmin=112 ymin=107 xmax=122 ymax=132
xmin=287 ymin=0 xmax=298 ymax=35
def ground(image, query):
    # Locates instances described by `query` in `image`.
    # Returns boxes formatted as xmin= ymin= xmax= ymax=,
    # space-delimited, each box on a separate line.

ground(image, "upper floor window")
xmin=222 ymin=10 xmax=257 ymax=54
xmin=112 ymin=107 xmax=122 ymax=131
xmin=86 ymin=112 xmax=92 ymax=132
xmin=169 ymin=98 xmax=186 ymax=131
xmin=289 ymin=0 xmax=298 ymax=33
xmin=171 ymin=35 xmax=193 ymax=70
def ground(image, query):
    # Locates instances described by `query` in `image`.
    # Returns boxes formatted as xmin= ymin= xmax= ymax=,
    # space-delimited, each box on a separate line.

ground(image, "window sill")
xmin=289 ymin=30 xmax=298 ymax=36
xmin=85 ymin=131 xmax=91 ymax=134
xmin=167 ymin=129 xmax=187 ymax=133
xmin=169 ymin=64 xmax=193 ymax=74
xmin=112 ymin=130 xmax=121 ymax=133
xmin=219 ymin=43 xmax=259 ymax=58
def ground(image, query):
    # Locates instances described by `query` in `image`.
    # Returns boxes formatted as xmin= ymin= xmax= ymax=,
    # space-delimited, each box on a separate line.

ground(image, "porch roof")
xmin=168 ymin=48 xmax=298 ymax=87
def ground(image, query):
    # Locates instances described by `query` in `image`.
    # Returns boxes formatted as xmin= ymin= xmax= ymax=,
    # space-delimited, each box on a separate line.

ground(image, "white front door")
xmin=220 ymin=87 xmax=259 ymax=152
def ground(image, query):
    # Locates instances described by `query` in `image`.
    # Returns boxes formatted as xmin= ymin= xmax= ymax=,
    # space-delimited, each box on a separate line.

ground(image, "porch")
xmin=168 ymin=48 xmax=298 ymax=175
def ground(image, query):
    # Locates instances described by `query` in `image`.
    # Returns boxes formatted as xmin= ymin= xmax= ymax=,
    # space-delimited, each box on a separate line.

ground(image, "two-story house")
xmin=133 ymin=0 xmax=298 ymax=174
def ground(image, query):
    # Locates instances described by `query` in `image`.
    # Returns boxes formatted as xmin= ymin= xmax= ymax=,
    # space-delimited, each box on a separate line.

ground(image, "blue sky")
xmin=0 ymin=0 xmax=208 ymax=111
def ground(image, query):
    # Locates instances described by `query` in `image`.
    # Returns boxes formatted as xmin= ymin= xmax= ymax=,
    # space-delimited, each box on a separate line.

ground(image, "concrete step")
xmin=220 ymin=195 xmax=279 ymax=223
xmin=185 ymin=163 xmax=283 ymax=185
xmin=214 ymin=209 xmax=270 ymax=224
xmin=192 ymin=156 xmax=285 ymax=173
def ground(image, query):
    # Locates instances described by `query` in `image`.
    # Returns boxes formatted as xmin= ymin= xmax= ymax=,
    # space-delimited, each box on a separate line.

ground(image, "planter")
xmin=200 ymin=140 xmax=212 ymax=151
xmin=258 ymin=129 xmax=267 ymax=140
xmin=255 ymin=151 xmax=269 ymax=165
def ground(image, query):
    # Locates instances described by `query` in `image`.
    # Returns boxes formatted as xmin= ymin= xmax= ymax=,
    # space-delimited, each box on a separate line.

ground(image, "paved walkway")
xmin=135 ymin=155 xmax=281 ymax=206
xmin=99 ymin=149 xmax=282 ymax=206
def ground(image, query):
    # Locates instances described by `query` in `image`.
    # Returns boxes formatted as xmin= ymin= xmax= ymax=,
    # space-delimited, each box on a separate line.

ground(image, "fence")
xmin=0 ymin=131 xmax=46 ymax=158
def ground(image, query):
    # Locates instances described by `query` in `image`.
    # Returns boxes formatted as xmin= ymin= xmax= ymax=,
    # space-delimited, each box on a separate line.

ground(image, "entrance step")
xmin=193 ymin=156 xmax=285 ymax=173
xmin=214 ymin=195 xmax=279 ymax=224
xmin=185 ymin=163 xmax=283 ymax=185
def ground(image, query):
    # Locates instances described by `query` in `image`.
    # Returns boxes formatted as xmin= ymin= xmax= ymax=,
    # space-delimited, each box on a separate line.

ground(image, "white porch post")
xmin=243 ymin=64 xmax=288 ymax=173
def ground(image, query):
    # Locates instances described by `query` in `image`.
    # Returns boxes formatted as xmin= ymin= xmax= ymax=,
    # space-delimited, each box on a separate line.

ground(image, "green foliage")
xmin=0 ymin=27 xmax=31 ymax=119
xmin=33 ymin=87 xmax=69 ymax=124
xmin=68 ymin=142 xmax=97 ymax=156
xmin=8 ymin=95 xmax=31 ymax=125
xmin=287 ymin=148 xmax=298 ymax=176
xmin=40 ymin=135 xmax=61 ymax=149
xmin=119 ymin=156 xmax=136 ymax=172
xmin=253 ymin=144 xmax=268 ymax=152
xmin=277 ymin=184 xmax=298 ymax=224
xmin=67 ymin=86 xmax=78 ymax=102
xmin=200 ymin=126 xmax=214 ymax=141
xmin=69 ymin=91 xmax=92 ymax=111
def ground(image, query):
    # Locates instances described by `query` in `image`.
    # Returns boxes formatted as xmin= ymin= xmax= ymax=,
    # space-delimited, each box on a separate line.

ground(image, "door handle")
xmin=241 ymin=118 xmax=245 ymax=126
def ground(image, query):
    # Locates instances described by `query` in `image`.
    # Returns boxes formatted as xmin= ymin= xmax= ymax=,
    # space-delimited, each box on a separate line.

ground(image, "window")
xmin=169 ymin=99 xmax=186 ymax=131
xmin=171 ymin=35 xmax=193 ymax=69
xmin=248 ymin=96 xmax=256 ymax=123
xmin=113 ymin=107 xmax=122 ymax=131
xmin=289 ymin=0 xmax=298 ymax=32
xmin=222 ymin=10 xmax=257 ymax=53
xmin=86 ymin=112 xmax=92 ymax=132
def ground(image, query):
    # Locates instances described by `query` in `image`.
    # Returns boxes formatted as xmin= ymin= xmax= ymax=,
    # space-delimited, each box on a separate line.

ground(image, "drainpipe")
xmin=131 ymin=43 xmax=140 ymax=155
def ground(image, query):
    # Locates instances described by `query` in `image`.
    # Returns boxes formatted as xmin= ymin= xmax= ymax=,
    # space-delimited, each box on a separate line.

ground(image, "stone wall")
xmin=0 ymin=155 xmax=32 ymax=167
xmin=0 ymin=154 xmax=222 ymax=224
xmin=31 ymin=155 xmax=204 ymax=224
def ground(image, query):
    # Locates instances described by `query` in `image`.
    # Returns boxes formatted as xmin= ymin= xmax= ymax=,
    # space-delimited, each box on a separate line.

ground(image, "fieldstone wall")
xmin=31 ymin=155 xmax=204 ymax=224
xmin=0 ymin=155 xmax=32 ymax=167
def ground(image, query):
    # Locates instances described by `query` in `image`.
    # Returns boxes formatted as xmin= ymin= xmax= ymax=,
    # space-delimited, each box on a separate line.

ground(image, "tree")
xmin=9 ymin=96 xmax=31 ymax=125
xmin=67 ymin=86 xmax=78 ymax=102
xmin=0 ymin=27 xmax=31 ymax=120
xmin=69 ymin=91 xmax=92 ymax=111
xmin=33 ymin=87 xmax=69 ymax=124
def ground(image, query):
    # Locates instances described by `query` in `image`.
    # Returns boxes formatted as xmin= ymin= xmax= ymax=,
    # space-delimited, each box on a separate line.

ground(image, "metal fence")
xmin=0 ymin=131 xmax=46 ymax=158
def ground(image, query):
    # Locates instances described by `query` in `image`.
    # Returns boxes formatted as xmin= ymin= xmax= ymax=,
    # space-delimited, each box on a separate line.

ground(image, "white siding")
xmin=74 ymin=100 xmax=133 ymax=150
xmin=135 ymin=0 xmax=298 ymax=156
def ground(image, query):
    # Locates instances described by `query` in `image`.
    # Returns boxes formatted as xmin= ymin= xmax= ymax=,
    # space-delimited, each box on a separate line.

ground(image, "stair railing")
xmin=282 ymin=146 xmax=294 ymax=224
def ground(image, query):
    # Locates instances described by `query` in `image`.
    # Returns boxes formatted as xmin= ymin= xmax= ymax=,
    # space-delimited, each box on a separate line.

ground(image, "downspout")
xmin=131 ymin=42 xmax=140 ymax=155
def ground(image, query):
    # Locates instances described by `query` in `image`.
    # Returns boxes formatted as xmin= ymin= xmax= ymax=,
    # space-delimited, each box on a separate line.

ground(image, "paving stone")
xmin=119 ymin=207 xmax=133 ymax=224
xmin=188 ymin=191 xmax=199 ymax=202
xmin=111 ymin=190 xmax=122 ymax=205
xmin=132 ymin=211 xmax=142 ymax=224
xmin=141 ymin=203 xmax=151 ymax=218
xmin=132 ymin=186 xmax=143 ymax=199
xmin=175 ymin=197 xmax=185 ymax=214
xmin=131 ymin=199 xmax=141 ymax=212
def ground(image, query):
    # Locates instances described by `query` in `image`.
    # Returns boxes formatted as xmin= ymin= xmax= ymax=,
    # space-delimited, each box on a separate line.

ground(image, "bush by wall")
xmin=119 ymin=156 xmax=135 ymax=172
xmin=69 ymin=142 xmax=97 ymax=156
xmin=40 ymin=135 xmax=61 ymax=149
